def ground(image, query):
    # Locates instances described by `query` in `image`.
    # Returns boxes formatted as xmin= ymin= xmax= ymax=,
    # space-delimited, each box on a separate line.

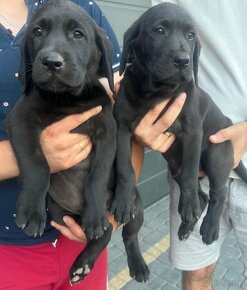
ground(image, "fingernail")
xmin=178 ymin=92 xmax=186 ymax=101
xmin=96 ymin=106 xmax=102 ymax=113
xmin=63 ymin=216 xmax=70 ymax=224
xmin=209 ymin=135 xmax=217 ymax=142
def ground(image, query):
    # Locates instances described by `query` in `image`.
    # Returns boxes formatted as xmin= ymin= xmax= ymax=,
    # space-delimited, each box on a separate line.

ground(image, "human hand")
xmin=51 ymin=216 xmax=87 ymax=243
xmin=40 ymin=106 xmax=102 ymax=173
xmin=134 ymin=93 xmax=186 ymax=153
xmin=51 ymin=213 xmax=119 ymax=243
xmin=209 ymin=121 xmax=247 ymax=168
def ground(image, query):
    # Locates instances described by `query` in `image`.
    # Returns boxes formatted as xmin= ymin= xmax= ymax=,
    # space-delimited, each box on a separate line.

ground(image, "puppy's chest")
xmin=41 ymin=104 xmax=95 ymax=132
xmin=169 ymin=92 xmax=204 ymax=136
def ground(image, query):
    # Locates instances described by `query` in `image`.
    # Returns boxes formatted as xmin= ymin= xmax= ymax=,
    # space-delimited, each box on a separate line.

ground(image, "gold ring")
xmin=78 ymin=141 xmax=84 ymax=153
xmin=163 ymin=131 xmax=172 ymax=137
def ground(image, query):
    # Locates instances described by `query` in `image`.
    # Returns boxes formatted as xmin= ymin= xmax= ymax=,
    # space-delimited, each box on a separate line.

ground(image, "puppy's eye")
xmin=33 ymin=27 xmax=43 ymax=36
xmin=154 ymin=27 xmax=166 ymax=35
xmin=73 ymin=30 xmax=84 ymax=39
xmin=187 ymin=32 xmax=196 ymax=40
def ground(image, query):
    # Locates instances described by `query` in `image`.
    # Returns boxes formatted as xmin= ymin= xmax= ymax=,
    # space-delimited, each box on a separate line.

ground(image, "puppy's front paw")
xmin=15 ymin=204 xmax=47 ymax=237
xmin=81 ymin=207 xmax=109 ymax=240
xmin=110 ymin=194 xmax=135 ymax=225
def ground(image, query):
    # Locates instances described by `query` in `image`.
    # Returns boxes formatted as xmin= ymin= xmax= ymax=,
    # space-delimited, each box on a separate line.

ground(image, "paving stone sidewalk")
xmin=108 ymin=196 xmax=247 ymax=290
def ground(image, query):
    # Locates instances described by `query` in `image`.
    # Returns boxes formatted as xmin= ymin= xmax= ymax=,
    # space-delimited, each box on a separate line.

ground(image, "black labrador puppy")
xmin=113 ymin=3 xmax=247 ymax=245
xmin=6 ymin=0 xmax=149 ymax=284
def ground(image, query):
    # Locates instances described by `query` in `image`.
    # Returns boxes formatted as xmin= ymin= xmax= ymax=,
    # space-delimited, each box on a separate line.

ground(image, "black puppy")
xmin=114 ymin=2 xmax=247 ymax=245
xmin=6 ymin=0 xmax=149 ymax=284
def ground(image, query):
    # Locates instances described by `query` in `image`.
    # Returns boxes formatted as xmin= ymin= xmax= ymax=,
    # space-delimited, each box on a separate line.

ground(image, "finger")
xmin=153 ymin=93 xmax=186 ymax=134
xmin=113 ymin=82 xmax=120 ymax=101
xmin=108 ymin=213 xmax=120 ymax=232
xmin=70 ymin=142 xmax=92 ymax=166
xmin=53 ymin=135 xmax=91 ymax=152
xmin=232 ymin=160 xmax=240 ymax=169
xmin=74 ymin=139 xmax=92 ymax=157
xmin=136 ymin=98 xmax=172 ymax=131
xmin=50 ymin=220 xmax=71 ymax=236
xmin=158 ymin=134 xmax=176 ymax=153
xmin=49 ymin=106 xmax=102 ymax=134
xmin=51 ymin=220 xmax=86 ymax=242
xmin=63 ymin=216 xmax=86 ymax=240
xmin=209 ymin=129 xmax=230 ymax=143
xmin=114 ymin=82 xmax=120 ymax=94
xmin=149 ymin=133 xmax=176 ymax=153
xmin=67 ymin=134 xmax=90 ymax=144
xmin=72 ymin=137 xmax=91 ymax=153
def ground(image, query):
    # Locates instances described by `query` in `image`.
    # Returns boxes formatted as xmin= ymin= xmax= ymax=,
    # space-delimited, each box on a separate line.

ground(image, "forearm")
xmin=131 ymin=141 xmax=145 ymax=182
xmin=0 ymin=140 xmax=19 ymax=180
xmin=0 ymin=134 xmax=144 ymax=183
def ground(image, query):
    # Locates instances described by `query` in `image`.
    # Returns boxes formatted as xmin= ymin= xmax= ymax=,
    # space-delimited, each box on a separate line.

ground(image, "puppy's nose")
xmin=42 ymin=53 xmax=64 ymax=71
xmin=172 ymin=53 xmax=190 ymax=69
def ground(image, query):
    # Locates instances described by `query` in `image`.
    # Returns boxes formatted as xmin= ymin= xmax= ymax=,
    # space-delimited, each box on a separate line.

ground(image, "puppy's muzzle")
xmin=42 ymin=52 xmax=64 ymax=71
xmin=172 ymin=52 xmax=190 ymax=69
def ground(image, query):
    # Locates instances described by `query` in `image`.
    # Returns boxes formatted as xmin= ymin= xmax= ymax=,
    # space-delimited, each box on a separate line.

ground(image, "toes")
xmin=83 ymin=221 xmax=109 ymax=240
xmin=130 ymin=263 xmax=150 ymax=283
xmin=110 ymin=201 xmax=135 ymax=225
xmin=70 ymin=264 xmax=92 ymax=284
xmin=200 ymin=217 xmax=219 ymax=245
xmin=81 ymin=212 xmax=109 ymax=240
xmin=16 ymin=210 xmax=46 ymax=237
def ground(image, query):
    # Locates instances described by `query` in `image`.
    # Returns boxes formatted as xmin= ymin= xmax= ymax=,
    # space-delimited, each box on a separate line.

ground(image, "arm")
xmin=0 ymin=106 xmax=102 ymax=181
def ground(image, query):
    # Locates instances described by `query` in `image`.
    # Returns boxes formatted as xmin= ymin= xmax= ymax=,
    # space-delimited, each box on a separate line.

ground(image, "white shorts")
xmin=169 ymin=175 xmax=247 ymax=273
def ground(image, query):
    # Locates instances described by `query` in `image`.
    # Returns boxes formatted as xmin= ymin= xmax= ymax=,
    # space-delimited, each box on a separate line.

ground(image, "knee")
xmin=183 ymin=263 xmax=216 ymax=284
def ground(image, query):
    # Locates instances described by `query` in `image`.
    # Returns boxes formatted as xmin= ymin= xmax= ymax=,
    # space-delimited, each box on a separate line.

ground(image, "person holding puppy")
xmin=0 ymin=0 xmax=157 ymax=289
xmin=0 ymin=0 xmax=187 ymax=289
xmin=132 ymin=1 xmax=247 ymax=290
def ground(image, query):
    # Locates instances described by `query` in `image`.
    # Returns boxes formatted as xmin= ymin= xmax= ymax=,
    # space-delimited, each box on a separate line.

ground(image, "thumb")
xmin=209 ymin=129 xmax=229 ymax=144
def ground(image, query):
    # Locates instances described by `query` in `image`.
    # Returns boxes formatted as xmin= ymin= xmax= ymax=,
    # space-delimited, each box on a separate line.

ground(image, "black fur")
xmin=114 ymin=3 xmax=247 ymax=245
xmin=6 ymin=0 xmax=149 ymax=284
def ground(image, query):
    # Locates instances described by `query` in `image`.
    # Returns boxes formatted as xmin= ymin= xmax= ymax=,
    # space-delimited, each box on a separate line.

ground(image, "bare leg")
xmin=183 ymin=262 xmax=217 ymax=290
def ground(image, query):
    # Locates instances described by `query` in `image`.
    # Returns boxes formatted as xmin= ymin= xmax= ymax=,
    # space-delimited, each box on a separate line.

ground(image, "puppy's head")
xmin=21 ymin=0 xmax=114 ymax=95
xmin=120 ymin=3 xmax=201 ymax=92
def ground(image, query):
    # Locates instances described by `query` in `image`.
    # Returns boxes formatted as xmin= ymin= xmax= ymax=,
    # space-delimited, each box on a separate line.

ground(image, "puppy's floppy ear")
xmin=120 ymin=19 xmax=141 ymax=76
xmin=95 ymin=27 xmax=114 ymax=92
xmin=193 ymin=37 xmax=201 ymax=86
xmin=19 ymin=32 xmax=34 ymax=95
